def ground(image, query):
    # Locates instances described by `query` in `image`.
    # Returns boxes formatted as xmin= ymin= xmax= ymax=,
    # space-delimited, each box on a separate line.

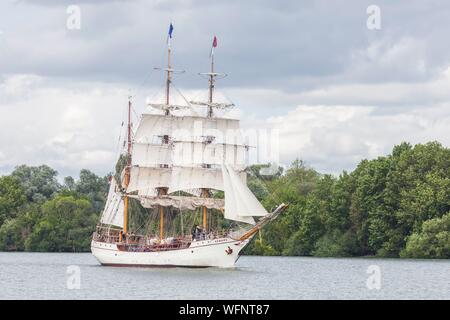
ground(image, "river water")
xmin=0 ymin=252 xmax=449 ymax=299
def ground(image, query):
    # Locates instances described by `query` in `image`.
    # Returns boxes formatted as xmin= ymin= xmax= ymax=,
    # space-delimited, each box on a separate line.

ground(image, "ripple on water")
xmin=0 ymin=252 xmax=449 ymax=299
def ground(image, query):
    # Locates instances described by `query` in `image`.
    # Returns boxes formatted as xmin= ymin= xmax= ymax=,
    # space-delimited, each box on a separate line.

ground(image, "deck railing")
xmin=93 ymin=226 xmax=247 ymax=252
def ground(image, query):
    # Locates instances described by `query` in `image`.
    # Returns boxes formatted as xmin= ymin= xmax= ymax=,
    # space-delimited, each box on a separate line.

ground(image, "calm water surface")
xmin=0 ymin=252 xmax=449 ymax=299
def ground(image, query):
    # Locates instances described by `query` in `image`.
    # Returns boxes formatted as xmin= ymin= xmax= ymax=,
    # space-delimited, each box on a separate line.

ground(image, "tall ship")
xmin=91 ymin=25 xmax=287 ymax=267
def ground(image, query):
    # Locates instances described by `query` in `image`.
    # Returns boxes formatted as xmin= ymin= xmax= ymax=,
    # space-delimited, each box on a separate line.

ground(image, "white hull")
xmin=91 ymin=237 xmax=250 ymax=268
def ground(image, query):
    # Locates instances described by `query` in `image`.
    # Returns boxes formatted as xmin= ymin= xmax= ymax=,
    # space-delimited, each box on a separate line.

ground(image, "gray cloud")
xmin=1 ymin=0 xmax=449 ymax=92
xmin=271 ymin=102 xmax=450 ymax=174
xmin=0 ymin=0 xmax=449 ymax=177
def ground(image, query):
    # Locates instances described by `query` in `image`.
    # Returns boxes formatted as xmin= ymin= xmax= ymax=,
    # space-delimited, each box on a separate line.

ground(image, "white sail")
xmin=222 ymin=163 xmax=268 ymax=223
xmin=225 ymin=164 xmax=268 ymax=217
xmin=127 ymin=166 xmax=171 ymax=195
xmin=221 ymin=164 xmax=256 ymax=224
xmin=130 ymin=113 xmax=248 ymax=197
xmin=134 ymin=114 xmax=172 ymax=144
xmin=172 ymin=141 xmax=246 ymax=169
xmin=91 ymin=37 xmax=288 ymax=269
xmin=169 ymin=166 xmax=224 ymax=193
xmin=132 ymin=143 xmax=172 ymax=167
xmin=132 ymin=140 xmax=246 ymax=169
xmin=127 ymin=100 xmax=262 ymax=222
xmin=128 ymin=165 xmax=247 ymax=196
xmin=135 ymin=114 xmax=243 ymax=145
xmin=100 ymin=178 xmax=124 ymax=227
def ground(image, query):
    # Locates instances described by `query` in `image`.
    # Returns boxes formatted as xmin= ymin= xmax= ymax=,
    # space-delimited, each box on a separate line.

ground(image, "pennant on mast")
xmin=190 ymin=35 xmax=233 ymax=116
xmin=167 ymin=22 xmax=174 ymax=46
xmin=153 ymin=22 xmax=186 ymax=113
xmin=210 ymin=35 xmax=217 ymax=57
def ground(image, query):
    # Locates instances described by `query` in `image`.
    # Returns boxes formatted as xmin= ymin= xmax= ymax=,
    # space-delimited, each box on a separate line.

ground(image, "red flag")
xmin=210 ymin=36 xmax=218 ymax=57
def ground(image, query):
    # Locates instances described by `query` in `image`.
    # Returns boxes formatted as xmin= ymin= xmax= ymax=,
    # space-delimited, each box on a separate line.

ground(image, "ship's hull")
xmin=91 ymin=237 xmax=250 ymax=268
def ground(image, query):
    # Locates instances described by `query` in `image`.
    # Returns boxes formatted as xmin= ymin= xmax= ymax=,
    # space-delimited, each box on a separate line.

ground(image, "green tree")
xmin=1 ymin=141 xmax=449 ymax=257
xmin=11 ymin=165 xmax=60 ymax=203
xmin=255 ymin=160 xmax=321 ymax=255
xmin=63 ymin=176 xmax=76 ymax=191
xmin=0 ymin=176 xmax=26 ymax=226
xmin=0 ymin=205 xmax=40 ymax=251
xmin=75 ymin=169 xmax=109 ymax=212
xmin=25 ymin=195 xmax=98 ymax=252
xmin=401 ymin=212 xmax=450 ymax=258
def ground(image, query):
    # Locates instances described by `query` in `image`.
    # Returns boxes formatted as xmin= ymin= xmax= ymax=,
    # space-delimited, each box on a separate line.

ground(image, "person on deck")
xmin=192 ymin=225 xmax=204 ymax=240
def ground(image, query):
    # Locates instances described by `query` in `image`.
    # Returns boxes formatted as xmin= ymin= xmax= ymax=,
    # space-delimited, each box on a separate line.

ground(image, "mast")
xmin=120 ymin=97 xmax=132 ymax=242
xmin=150 ymin=23 xmax=185 ymax=115
xmin=207 ymin=49 xmax=215 ymax=118
xmin=160 ymin=206 xmax=164 ymax=239
xmin=189 ymin=36 xmax=233 ymax=116
xmin=165 ymin=42 xmax=171 ymax=114
xmin=201 ymin=188 xmax=209 ymax=231
xmin=158 ymin=187 xmax=168 ymax=240
xmin=202 ymin=36 xmax=218 ymax=231
xmin=158 ymin=23 xmax=173 ymax=240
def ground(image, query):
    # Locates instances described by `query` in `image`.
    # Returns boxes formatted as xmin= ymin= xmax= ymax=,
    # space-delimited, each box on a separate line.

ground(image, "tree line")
xmin=245 ymin=141 xmax=450 ymax=258
xmin=0 ymin=141 xmax=449 ymax=258
xmin=0 ymin=166 xmax=108 ymax=252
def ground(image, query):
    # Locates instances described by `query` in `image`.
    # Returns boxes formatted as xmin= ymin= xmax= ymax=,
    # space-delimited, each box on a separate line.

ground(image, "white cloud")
xmin=0 ymin=74 xmax=130 ymax=177
xmin=1 ymin=70 xmax=450 ymax=178
xmin=0 ymin=74 xmax=43 ymax=99
xmin=4 ymin=51 xmax=450 ymax=181
xmin=0 ymin=74 xmax=247 ymax=177
xmin=348 ymin=36 xmax=429 ymax=82
xmin=287 ymin=64 xmax=450 ymax=107
xmin=270 ymin=103 xmax=450 ymax=174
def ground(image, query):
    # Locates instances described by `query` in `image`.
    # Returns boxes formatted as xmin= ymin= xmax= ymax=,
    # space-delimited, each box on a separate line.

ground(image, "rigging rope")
xmin=128 ymin=68 xmax=158 ymax=100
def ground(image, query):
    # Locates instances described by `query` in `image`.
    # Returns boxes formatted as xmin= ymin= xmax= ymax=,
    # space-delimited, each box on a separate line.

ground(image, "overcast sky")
xmin=1 ymin=0 xmax=449 ymax=178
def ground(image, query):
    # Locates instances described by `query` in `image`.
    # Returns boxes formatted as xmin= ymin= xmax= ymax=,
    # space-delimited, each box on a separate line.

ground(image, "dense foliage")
xmin=0 ymin=166 xmax=108 ymax=251
xmin=244 ymin=141 xmax=450 ymax=258
xmin=0 ymin=141 xmax=449 ymax=258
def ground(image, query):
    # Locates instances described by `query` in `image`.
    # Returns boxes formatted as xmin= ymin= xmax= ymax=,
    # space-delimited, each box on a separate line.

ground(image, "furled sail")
xmin=134 ymin=195 xmax=224 ymax=211
xmin=221 ymin=163 xmax=268 ymax=224
xmin=100 ymin=177 xmax=124 ymax=227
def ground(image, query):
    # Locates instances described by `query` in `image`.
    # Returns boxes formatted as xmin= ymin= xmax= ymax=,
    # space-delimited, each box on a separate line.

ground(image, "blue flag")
xmin=168 ymin=23 xmax=174 ymax=38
